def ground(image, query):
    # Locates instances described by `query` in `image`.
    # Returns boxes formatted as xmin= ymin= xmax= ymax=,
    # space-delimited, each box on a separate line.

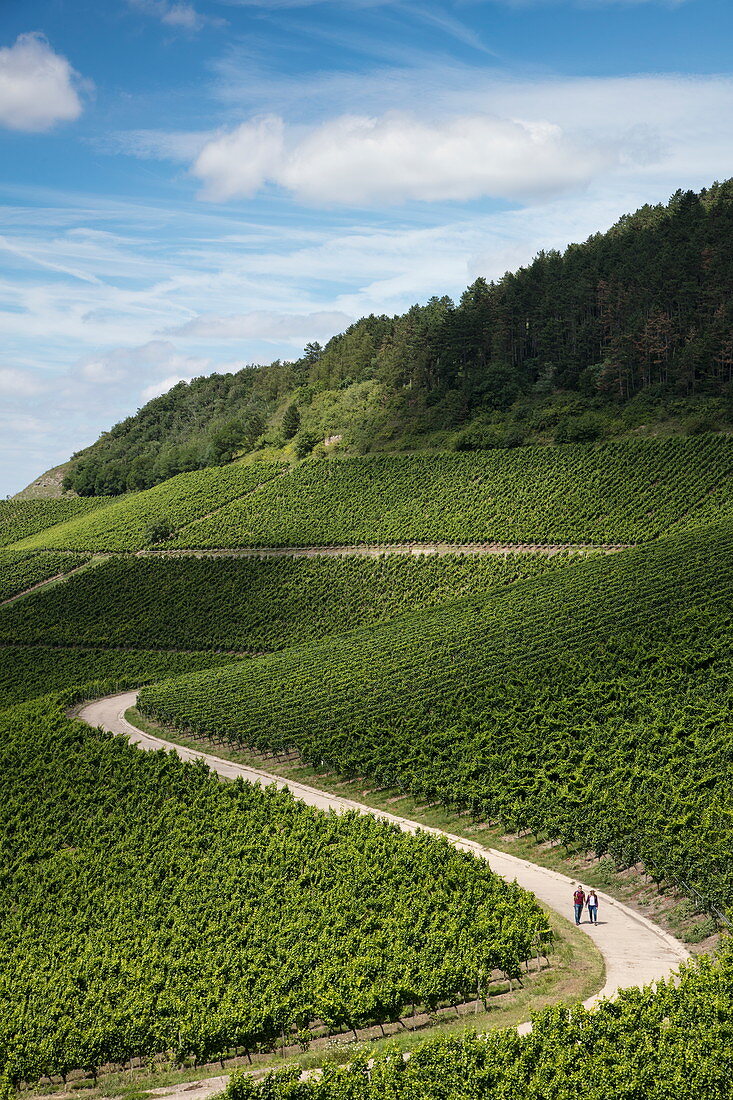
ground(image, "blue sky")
xmin=2 ymin=0 xmax=733 ymax=494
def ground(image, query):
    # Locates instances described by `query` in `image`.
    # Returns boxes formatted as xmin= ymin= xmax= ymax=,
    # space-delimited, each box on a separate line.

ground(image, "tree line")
xmin=65 ymin=181 xmax=733 ymax=496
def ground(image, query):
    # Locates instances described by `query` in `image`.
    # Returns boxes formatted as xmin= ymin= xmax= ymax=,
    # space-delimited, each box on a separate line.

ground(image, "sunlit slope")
xmin=9 ymin=462 xmax=284 ymax=552
xmin=0 ymin=693 xmax=544 ymax=1080
xmin=0 ymin=552 xmax=578 ymax=651
xmin=165 ymin=436 xmax=733 ymax=548
xmin=0 ymin=499 xmax=108 ymax=548
xmin=10 ymin=437 xmax=733 ymax=552
xmin=140 ymin=517 xmax=733 ymax=907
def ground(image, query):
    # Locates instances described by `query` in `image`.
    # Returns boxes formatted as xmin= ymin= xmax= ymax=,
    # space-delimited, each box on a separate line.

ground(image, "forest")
xmin=61 ymin=181 xmax=733 ymax=497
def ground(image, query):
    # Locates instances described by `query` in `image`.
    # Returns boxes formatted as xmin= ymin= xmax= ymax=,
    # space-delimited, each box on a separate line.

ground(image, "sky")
xmin=2 ymin=0 xmax=733 ymax=495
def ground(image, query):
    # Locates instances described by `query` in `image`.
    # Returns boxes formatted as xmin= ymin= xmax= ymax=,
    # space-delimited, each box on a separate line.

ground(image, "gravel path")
xmin=139 ymin=541 xmax=629 ymax=559
xmin=77 ymin=690 xmax=690 ymax=1100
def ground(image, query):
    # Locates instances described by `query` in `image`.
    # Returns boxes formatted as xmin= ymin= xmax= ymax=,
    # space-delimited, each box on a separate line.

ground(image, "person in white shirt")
xmin=587 ymin=889 xmax=599 ymax=924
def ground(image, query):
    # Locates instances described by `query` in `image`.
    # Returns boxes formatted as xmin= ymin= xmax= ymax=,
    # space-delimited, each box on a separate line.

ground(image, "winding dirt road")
xmin=79 ymin=692 xmax=689 ymax=1010
xmin=76 ymin=691 xmax=691 ymax=1100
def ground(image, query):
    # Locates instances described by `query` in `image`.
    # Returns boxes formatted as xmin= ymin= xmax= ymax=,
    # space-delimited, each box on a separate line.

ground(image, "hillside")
xmin=9 ymin=436 xmax=733 ymax=552
xmin=0 ymin=553 xmax=574 ymax=651
xmin=11 ymin=462 xmax=76 ymax=501
xmin=54 ymin=180 xmax=733 ymax=498
xmin=3 ymin=352 xmax=733 ymax=1100
xmin=139 ymin=515 xmax=733 ymax=911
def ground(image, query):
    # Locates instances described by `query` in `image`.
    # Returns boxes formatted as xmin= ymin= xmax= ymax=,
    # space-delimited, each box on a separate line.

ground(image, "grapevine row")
xmin=224 ymin=947 xmax=733 ymax=1100
xmin=0 ymin=694 xmax=545 ymax=1085
xmin=0 ymin=551 xmax=90 ymax=603
xmin=0 ymin=553 xmax=577 ymax=651
xmin=139 ymin=517 xmax=733 ymax=910
xmin=0 ymin=645 xmax=240 ymax=706
xmin=10 ymin=437 xmax=733 ymax=554
xmin=10 ymin=462 xmax=285 ymax=553
xmin=0 ymin=500 xmax=107 ymax=549
xmin=165 ymin=436 xmax=733 ymax=549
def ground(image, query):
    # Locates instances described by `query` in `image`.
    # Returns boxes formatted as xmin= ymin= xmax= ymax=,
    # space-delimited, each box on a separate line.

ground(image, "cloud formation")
xmin=127 ymin=0 xmax=225 ymax=32
xmin=0 ymin=366 xmax=43 ymax=396
xmin=0 ymin=32 xmax=89 ymax=132
xmin=193 ymin=116 xmax=286 ymax=200
xmin=77 ymin=341 xmax=213 ymax=393
xmin=166 ymin=309 xmax=354 ymax=341
xmin=192 ymin=110 xmax=614 ymax=205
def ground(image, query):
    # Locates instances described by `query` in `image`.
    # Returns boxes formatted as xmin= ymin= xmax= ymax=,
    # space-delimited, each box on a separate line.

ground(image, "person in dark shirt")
xmin=573 ymin=885 xmax=586 ymax=925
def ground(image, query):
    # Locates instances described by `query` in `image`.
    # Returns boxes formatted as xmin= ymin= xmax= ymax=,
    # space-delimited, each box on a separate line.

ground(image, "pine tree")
xmin=282 ymin=405 xmax=301 ymax=440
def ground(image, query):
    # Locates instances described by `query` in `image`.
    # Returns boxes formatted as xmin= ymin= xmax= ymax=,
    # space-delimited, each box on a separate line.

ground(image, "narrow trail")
xmin=77 ymin=690 xmax=690 ymax=1100
xmin=139 ymin=541 xmax=631 ymax=560
xmin=79 ymin=693 xmax=689 ymax=1004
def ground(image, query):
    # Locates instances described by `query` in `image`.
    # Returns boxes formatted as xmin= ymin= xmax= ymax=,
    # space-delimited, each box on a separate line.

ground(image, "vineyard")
xmin=139 ymin=516 xmax=733 ymax=910
xmin=3 ymin=430 xmax=733 ymax=1100
xmin=10 ymin=462 xmax=285 ymax=553
xmin=0 ymin=646 xmax=240 ymax=706
xmin=0 ymin=693 xmax=546 ymax=1085
xmin=0 ymin=553 xmax=577 ymax=651
xmin=0 ymin=500 xmax=108 ymax=548
xmin=224 ymin=947 xmax=733 ymax=1100
xmin=0 ymin=551 xmax=90 ymax=602
xmin=162 ymin=436 xmax=733 ymax=548
xmin=7 ymin=438 xmax=733 ymax=554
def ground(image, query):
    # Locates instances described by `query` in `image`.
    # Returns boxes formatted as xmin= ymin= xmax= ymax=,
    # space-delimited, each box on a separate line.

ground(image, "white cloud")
xmin=127 ymin=0 xmax=221 ymax=31
xmin=188 ymin=71 xmax=733 ymax=207
xmin=0 ymin=33 xmax=88 ymax=133
xmin=287 ymin=113 xmax=611 ymax=204
xmin=166 ymin=309 xmax=353 ymax=341
xmin=193 ymin=116 xmax=285 ymax=200
xmin=0 ymin=366 xmax=43 ymax=396
xmin=191 ymin=109 xmax=615 ymax=205
xmin=76 ymin=341 xmax=212 ymax=392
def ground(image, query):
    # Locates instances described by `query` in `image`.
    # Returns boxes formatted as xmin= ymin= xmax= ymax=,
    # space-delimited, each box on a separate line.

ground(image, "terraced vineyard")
xmin=7 ymin=438 xmax=733 ymax=554
xmin=162 ymin=436 xmax=733 ymax=548
xmin=0 ymin=693 xmax=545 ymax=1084
xmin=3 ymin=430 xmax=733 ymax=1100
xmin=0 ymin=499 xmax=109 ymax=548
xmin=140 ymin=517 xmax=733 ymax=909
xmin=224 ymin=947 xmax=733 ymax=1100
xmin=10 ymin=462 xmax=285 ymax=552
xmin=0 ymin=552 xmax=578 ymax=651
xmin=0 ymin=646 xmax=241 ymax=706
xmin=0 ymin=551 xmax=90 ymax=602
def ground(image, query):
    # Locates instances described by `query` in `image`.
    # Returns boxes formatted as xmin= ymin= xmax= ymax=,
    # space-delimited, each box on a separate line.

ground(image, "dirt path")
xmin=139 ymin=541 xmax=630 ymax=560
xmin=79 ymin=692 xmax=689 ymax=1009
xmin=76 ymin=690 xmax=690 ymax=1100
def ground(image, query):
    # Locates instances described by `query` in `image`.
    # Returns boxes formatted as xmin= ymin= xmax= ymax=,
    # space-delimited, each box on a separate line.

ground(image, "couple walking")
xmin=573 ymin=885 xmax=599 ymax=925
